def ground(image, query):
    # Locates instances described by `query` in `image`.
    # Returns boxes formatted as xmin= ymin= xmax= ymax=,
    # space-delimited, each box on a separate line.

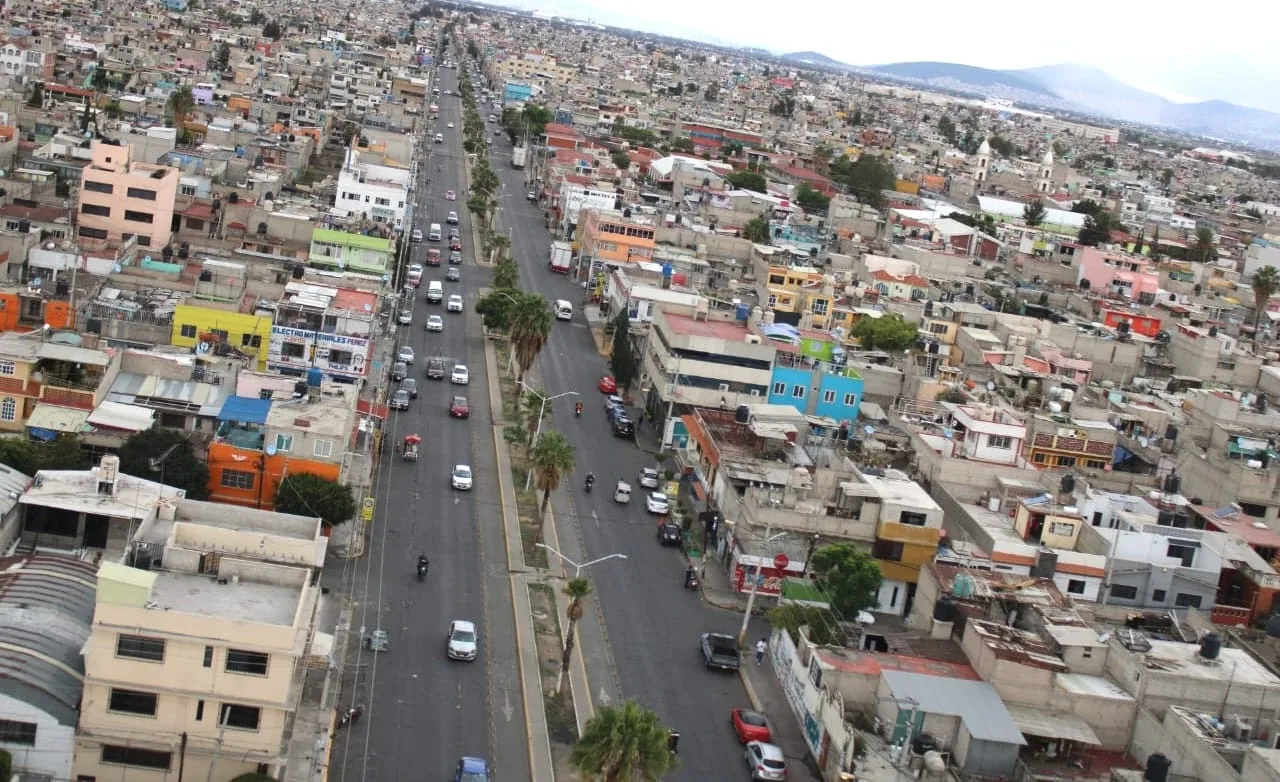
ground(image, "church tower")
xmin=1037 ymin=146 xmax=1054 ymax=194
xmin=974 ymin=138 xmax=990 ymax=184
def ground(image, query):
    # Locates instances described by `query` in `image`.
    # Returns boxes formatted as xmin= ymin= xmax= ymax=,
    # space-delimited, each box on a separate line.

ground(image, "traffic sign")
xmin=773 ymin=553 xmax=790 ymax=570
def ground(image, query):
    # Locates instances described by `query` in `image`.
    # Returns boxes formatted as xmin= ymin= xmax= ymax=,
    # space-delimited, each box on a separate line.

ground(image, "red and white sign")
xmin=773 ymin=553 xmax=790 ymax=570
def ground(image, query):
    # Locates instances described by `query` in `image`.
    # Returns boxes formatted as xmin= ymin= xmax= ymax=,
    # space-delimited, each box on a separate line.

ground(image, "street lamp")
xmin=737 ymin=528 xmax=787 ymax=648
xmin=519 ymin=380 xmax=579 ymax=490
xmin=535 ymin=543 xmax=628 ymax=578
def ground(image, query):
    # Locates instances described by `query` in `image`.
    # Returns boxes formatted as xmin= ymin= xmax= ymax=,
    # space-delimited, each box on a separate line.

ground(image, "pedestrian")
xmin=755 ymin=639 xmax=767 ymax=666
xmin=638 ymin=412 xmax=645 ymax=427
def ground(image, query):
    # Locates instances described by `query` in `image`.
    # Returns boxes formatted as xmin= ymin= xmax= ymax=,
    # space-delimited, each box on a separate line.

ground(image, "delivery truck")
xmin=548 ymin=241 xmax=572 ymax=274
xmin=511 ymin=146 xmax=527 ymax=169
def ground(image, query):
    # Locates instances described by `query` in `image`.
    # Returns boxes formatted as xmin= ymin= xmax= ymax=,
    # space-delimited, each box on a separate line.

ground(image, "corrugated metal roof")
xmin=87 ymin=401 xmax=155 ymax=432
xmin=881 ymin=670 xmax=1026 ymax=745
xmin=108 ymin=372 xmax=231 ymax=417
xmin=0 ymin=554 xmax=98 ymax=725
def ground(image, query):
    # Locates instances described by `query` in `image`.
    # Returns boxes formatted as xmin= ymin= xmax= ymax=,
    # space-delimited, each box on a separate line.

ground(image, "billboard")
xmin=267 ymin=326 xmax=371 ymax=379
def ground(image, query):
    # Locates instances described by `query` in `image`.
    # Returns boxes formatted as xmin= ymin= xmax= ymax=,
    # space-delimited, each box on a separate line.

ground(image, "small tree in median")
xmin=530 ymin=431 xmax=574 ymax=542
xmin=274 ymin=473 xmax=356 ymax=529
xmin=570 ymin=701 xmax=676 ymax=781
xmin=558 ymin=577 xmax=592 ymax=693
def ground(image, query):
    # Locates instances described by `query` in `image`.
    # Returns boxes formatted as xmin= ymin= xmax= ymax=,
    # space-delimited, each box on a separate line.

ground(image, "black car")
xmin=658 ymin=522 xmax=681 ymax=547
xmin=612 ymin=417 xmax=635 ymax=439
xmin=426 ymin=357 xmax=446 ymax=380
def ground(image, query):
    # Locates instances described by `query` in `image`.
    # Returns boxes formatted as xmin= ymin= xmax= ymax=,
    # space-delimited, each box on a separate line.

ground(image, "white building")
xmin=558 ymin=181 xmax=617 ymax=239
xmin=333 ymin=141 xmax=410 ymax=229
xmin=0 ymin=554 xmax=99 ymax=782
xmin=0 ymin=42 xmax=46 ymax=84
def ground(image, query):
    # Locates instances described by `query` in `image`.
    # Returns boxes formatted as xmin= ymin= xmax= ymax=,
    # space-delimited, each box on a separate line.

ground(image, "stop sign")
xmin=773 ymin=553 xmax=790 ymax=570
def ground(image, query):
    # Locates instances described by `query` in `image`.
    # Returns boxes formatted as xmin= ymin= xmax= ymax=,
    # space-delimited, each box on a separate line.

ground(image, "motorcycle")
xmin=683 ymin=568 xmax=700 ymax=590
xmin=337 ymin=704 xmax=364 ymax=728
xmin=417 ymin=558 xmax=429 ymax=582
xmin=584 ymin=475 xmax=595 ymax=493
xmin=575 ymin=403 xmax=583 ymax=417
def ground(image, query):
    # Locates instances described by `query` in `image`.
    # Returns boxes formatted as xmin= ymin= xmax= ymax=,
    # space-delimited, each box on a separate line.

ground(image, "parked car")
xmin=527 ymin=190 xmax=537 ymax=201
xmin=426 ymin=357 xmax=446 ymax=379
xmin=658 ymin=522 xmax=681 ymax=547
xmin=446 ymin=619 xmax=477 ymax=659
xmin=449 ymin=396 xmax=471 ymax=418
xmin=397 ymin=345 xmax=415 ymax=364
xmin=447 ymin=294 xmax=464 ymax=312
xmin=451 ymin=464 xmax=473 ymax=491
xmin=604 ymin=394 xmax=624 ymax=412
xmin=451 ymin=364 xmax=470 ymax=384
xmin=411 ymin=228 xmax=424 ymax=242
xmin=389 ymin=389 xmax=410 ymax=410
xmin=744 ymin=741 xmax=787 ymax=781
xmin=397 ymin=310 xmax=413 ymax=325
xmin=401 ymin=378 xmax=419 ymax=399
xmin=731 ymin=709 xmax=773 ymax=744
xmin=702 ymin=633 xmax=741 ymax=671
xmin=612 ymin=417 xmax=635 ymax=439
xmin=639 ymin=467 xmax=660 ymax=488
xmin=426 ymin=315 xmax=444 ymax=332
xmin=391 ymin=361 xmax=408 ymax=382
xmin=645 ymin=492 xmax=670 ymax=515
xmin=598 ymin=375 xmax=617 ymax=394
xmin=454 ymin=756 xmax=491 ymax=782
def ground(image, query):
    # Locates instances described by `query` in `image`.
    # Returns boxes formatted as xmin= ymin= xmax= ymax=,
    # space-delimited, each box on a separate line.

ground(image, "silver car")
xmin=397 ymin=345 xmax=415 ymax=364
xmin=389 ymin=389 xmax=410 ymax=410
xmin=745 ymin=741 xmax=787 ymax=781
xmin=639 ymin=467 xmax=660 ymax=489
xmin=446 ymin=619 xmax=477 ymax=660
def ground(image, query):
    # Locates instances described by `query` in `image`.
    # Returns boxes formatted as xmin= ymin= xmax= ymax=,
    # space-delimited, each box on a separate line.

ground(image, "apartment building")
xmin=308 ymin=228 xmax=394 ymax=276
xmin=72 ymin=495 xmax=326 ymax=782
xmin=0 ymin=332 xmax=120 ymax=435
xmin=765 ymin=327 xmax=864 ymax=423
xmin=1025 ymin=414 xmax=1117 ymax=470
xmin=171 ymin=303 xmax=274 ymax=372
xmin=577 ymin=207 xmax=656 ymax=277
xmin=332 ymin=142 xmax=410 ymax=229
xmin=77 ymin=140 xmax=179 ymax=249
xmin=267 ymin=282 xmax=377 ymax=381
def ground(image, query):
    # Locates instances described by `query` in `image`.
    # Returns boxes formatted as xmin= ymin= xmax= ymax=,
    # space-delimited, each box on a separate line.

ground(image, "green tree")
xmin=726 ymin=170 xmax=767 ymax=192
xmin=466 ymin=40 xmax=479 ymax=59
xmin=569 ymin=700 xmax=676 ymax=781
xmin=0 ymin=439 xmax=38 ymax=475
xmin=493 ymin=256 xmax=519 ymax=289
xmin=117 ymin=429 xmax=209 ymax=500
xmin=845 ymin=155 xmax=896 ymax=209
xmin=248 ymin=9 xmax=265 ymax=23
xmin=794 ymin=183 xmax=830 ymax=213
xmin=809 ymin=542 xmax=882 ymax=619
xmin=90 ymin=60 xmax=109 ymax=92
xmin=611 ymin=150 xmax=631 ymax=171
xmin=937 ymin=114 xmax=956 ymax=144
xmin=669 ymin=137 xmax=694 ymax=153
xmin=609 ymin=311 xmax=638 ymax=391
xmin=476 ymin=289 xmax=517 ymax=331
xmin=210 ymin=42 xmax=231 ymax=71
xmin=1076 ymin=213 xmax=1113 ymax=246
xmin=40 ymin=436 xmax=92 ymax=470
xmin=1252 ymin=266 xmax=1280 ymax=344
xmin=262 ymin=20 xmax=282 ymax=40
xmin=0 ymin=748 xmax=10 ymax=782
xmin=1023 ymin=198 xmax=1046 ymax=227
xmin=741 ymin=216 xmax=770 ymax=243
xmin=703 ymin=83 xmax=718 ymax=102
xmin=558 ymin=577 xmax=592 ymax=693
xmin=26 ymin=81 xmax=43 ymax=108
xmin=768 ymin=604 xmax=846 ymax=646
xmin=274 ymin=472 xmax=356 ymax=529
xmin=1192 ymin=227 xmax=1217 ymax=263
xmin=530 ymin=430 xmax=574 ymax=539
xmin=166 ymin=84 xmax=195 ymax=135
xmin=850 ymin=312 xmax=917 ymax=352
xmin=1072 ymin=198 xmax=1103 ymax=216
xmin=466 ymin=194 xmax=491 ymax=230
xmin=1160 ymin=168 xmax=1174 ymax=188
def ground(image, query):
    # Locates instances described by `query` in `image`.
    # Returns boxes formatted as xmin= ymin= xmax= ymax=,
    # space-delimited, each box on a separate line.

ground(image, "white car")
xmin=638 ymin=467 xmax=660 ymax=489
xmin=447 ymin=122 xmax=455 ymax=129
xmin=447 ymin=619 xmax=477 ymax=660
xmin=447 ymin=294 xmax=464 ymax=312
xmin=645 ymin=492 xmax=670 ymax=515
xmin=397 ymin=309 xmax=413 ymax=325
xmin=396 ymin=345 xmax=415 ymax=364
xmin=446 ymin=211 xmax=459 ymax=225
xmin=451 ymin=364 xmax=470 ymax=384
xmin=451 ymin=464 xmax=473 ymax=491
xmin=426 ymin=314 xmax=444 ymax=332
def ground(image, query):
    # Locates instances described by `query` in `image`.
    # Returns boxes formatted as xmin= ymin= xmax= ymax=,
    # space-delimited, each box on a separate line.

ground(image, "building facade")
xmin=77 ymin=140 xmax=179 ymax=249
xmin=171 ymin=303 xmax=274 ymax=372
xmin=333 ymin=143 xmax=410 ymax=229
xmin=308 ymin=228 xmax=393 ymax=275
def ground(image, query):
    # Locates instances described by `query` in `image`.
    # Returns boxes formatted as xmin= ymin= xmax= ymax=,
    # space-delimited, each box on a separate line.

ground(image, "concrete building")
xmin=308 ymin=228 xmax=394 ymax=276
xmin=333 ymin=141 xmax=410 ymax=229
xmin=0 ymin=554 xmax=98 ymax=782
xmin=578 ymin=207 xmax=656 ymax=277
xmin=268 ymin=282 xmax=377 ymax=382
xmin=77 ymin=139 xmax=179 ymax=250
xmin=72 ymin=498 xmax=326 ymax=782
xmin=0 ymin=332 xmax=121 ymax=435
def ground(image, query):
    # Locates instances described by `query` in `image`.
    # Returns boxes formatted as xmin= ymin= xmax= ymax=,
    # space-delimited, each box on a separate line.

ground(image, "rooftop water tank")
xmin=933 ymin=595 xmax=957 ymax=623
xmin=1199 ymin=631 xmax=1222 ymax=661
xmin=1144 ymin=753 xmax=1171 ymax=782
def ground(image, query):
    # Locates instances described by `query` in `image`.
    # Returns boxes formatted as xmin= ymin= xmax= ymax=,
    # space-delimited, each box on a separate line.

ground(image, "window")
xmin=1167 ymin=541 xmax=1197 ymax=567
xmin=220 ymin=469 xmax=255 ymax=490
xmin=225 ymin=648 xmax=269 ymax=675
xmin=1056 ymin=456 xmax=1076 ymax=468
xmin=871 ymin=540 xmax=904 ymax=561
xmin=1033 ymin=452 xmax=1047 ymax=464
xmin=1109 ymin=584 xmax=1138 ymax=600
xmin=79 ymin=226 xmax=108 ymax=239
xmin=811 ymin=299 xmax=829 ymax=316
xmin=195 ymin=700 xmax=204 ymax=721
xmin=1066 ymin=579 xmax=1086 ymax=595
xmin=127 ymin=187 xmax=157 ymax=200
xmin=83 ymin=179 xmax=113 ymax=194
xmin=102 ymin=745 xmax=171 ymax=770
xmin=281 ymin=342 xmax=306 ymax=360
xmin=136 ymin=235 xmax=151 ymax=247
xmin=274 ymin=434 xmax=293 ymax=453
xmin=203 ymin=646 xmax=213 ymax=667
xmin=1174 ymin=593 xmax=1203 ymax=609
xmin=1 ymin=398 xmax=16 ymax=422
xmin=822 ymin=390 xmax=836 ymax=404
xmin=772 ymin=382 xmax=785 ymax=395
xmin=987 ymin=435 xmax=1012 ymax=449
xmin=314 ymin=440 xmax=333 ymax=458
xmin=241 ymin=334 xmax=261 ymax=348
xmin=1152 ymin=589 xmax=1167 ymax=603
xmin=843 ymin=393 xmax=857 ymax=406
xmin=0 ymin=360 xmax=14 ymax=376
xmin=928 ymin=321 xmax=949 ymax=334
xmin=0 ymin=718 xmax=36 ymax=746
xmin=180 ymin=324 xmax=197 ymax=339
xmin=1092 ymin=511 xmax=1104 ymax=527
xmin=108 ymin=688 xmax=158 ymax=716
xmin=180 ymin=185 xmax=197 ymax=197
xmin=219 ymin=703 xmax=262 ymax=731
xmin=116 ymin=634 xmax=165 ymax=662
xmin=791 ymin=385 xmax=805 ymax=399
xmin=124 ymin=210 xmax=154 ymax=224
xmin=81 ymin=203 xmax=110 ymax=217
xmin=1050 ymin=521 xmax=1076 ymax=537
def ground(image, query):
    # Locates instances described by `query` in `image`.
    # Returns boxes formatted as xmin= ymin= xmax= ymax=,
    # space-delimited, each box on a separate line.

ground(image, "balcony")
xmin=774 ymin=350 xmax=861 ymax=380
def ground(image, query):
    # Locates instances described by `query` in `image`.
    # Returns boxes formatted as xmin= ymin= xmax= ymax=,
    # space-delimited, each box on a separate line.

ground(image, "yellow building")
xmin=763 ymin=264 xmax=839 ymax=329
xmin=72 ymin=493 xmax=326 ymax=782
xmin=171 ymin=303 xmax=273 ymax=371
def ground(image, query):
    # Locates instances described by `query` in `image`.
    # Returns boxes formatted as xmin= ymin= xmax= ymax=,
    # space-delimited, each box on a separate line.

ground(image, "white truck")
xmin=548 ymin=241 xmax=572 ymax=274
xmin=511 ymin=146 xmax=527 ymax=169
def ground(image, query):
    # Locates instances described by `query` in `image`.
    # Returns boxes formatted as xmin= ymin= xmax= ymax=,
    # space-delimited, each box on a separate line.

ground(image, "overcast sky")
xmin=496 ymin=0 xmax=1280 ymax=111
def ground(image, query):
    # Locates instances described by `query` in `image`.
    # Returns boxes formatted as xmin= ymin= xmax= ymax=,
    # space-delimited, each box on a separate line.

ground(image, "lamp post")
xmin=535 ymin=544 xmax=627 ymax=694
xmin=535 ymin=544 xmax=628 ymax=578
xmin=519 ymin=381 xmax=578 ymax=491
xmin=737 ymin=528 xmax=787 ymax=648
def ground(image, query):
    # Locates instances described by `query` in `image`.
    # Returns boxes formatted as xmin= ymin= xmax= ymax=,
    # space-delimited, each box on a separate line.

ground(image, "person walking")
xmin=755 ymin=639 xmax=767 ymax=666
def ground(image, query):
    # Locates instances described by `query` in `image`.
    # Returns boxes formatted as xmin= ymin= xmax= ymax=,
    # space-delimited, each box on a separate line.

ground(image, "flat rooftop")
xmin=22 ymin=470 xmax=184 ymax=521
xmin=1141 ymin=639 xmax=1280 ymax=686
xmin=662 ymin=312 xmax=751 ymax=341
xmin=266 ymin=384 xmax=357 ymax=437
xmin=147 ymin=570 xmax=301 ymax=626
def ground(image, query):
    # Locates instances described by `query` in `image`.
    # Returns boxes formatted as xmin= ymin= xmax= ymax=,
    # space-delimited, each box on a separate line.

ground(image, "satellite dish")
xmin=986 ymin=380 xmax=996 ymax=391
xmin=113 ymin=264 xmax=122 ymax=273
xmin=364 ymin=303 xmax=373 ymax=312
xmin=265 ymin=444 xmax=277 ymax=456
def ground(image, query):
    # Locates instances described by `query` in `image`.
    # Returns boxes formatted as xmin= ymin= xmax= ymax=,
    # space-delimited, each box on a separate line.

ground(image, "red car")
xmin=597 ymin=375 xmax=617 ymax=394
xmin=731 ymin=708 xmax=772 ymax=744
xmin=426 ymin=248 xmax=442 ymax=266
xmin=450 ymin=238 xmax=462 ymax=252
xmin=449 ymin=396 xmax=471 ymax=418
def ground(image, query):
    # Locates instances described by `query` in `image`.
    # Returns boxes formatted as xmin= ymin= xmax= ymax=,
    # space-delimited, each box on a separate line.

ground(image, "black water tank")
xmin=291 ymin=265 xmax=305 ymax=279
xmin=734 ymin=404 xmax=750 ymax=424
xmin=1031 ymin=549 xmax=1058 ymax=579
xmin=1060 ymin=473 xmax=1076 ymax=495
xmin=1199 ymin=632 xmax=1222 ymax=661
xmin=933 ymin=595 xmax=957 ymax=623
xmin=924 ymin=300 xmax=934 ymax=316
xmin=1164 ymin=473 xmax=1181 ymax=495
xmin=1266 ymin=613 xmax=1280 ymax=639
xmin=911 ymin=733 xmax=938 ymax=756
xmin=1145 ymin=753 xmax=1171 ymax=782
xmin=1165 ymin=424 xmax=1179 ymax=442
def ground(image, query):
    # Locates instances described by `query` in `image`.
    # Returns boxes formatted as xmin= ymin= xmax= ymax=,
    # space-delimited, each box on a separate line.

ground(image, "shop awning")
xmin=1006 ymin=704 xmax=1102 ymax=745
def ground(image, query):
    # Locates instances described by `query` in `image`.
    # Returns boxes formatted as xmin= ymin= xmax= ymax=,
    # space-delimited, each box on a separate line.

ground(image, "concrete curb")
xmin=739 ymin=667 xmax=764 ymax=712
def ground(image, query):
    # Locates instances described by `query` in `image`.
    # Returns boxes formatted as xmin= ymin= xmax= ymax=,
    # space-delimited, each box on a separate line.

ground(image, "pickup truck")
xmin=701 ymin=633 xmax=741 ymax=671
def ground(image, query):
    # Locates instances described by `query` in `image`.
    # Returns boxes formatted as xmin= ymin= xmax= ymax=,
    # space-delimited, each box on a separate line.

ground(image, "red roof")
xmin=544 ymin=123 xmax=581 ymax=139
xmin=871 ymin=269 xmax=929 ymax=287
xmin=182 ymin=203 xmax=215 ymax=220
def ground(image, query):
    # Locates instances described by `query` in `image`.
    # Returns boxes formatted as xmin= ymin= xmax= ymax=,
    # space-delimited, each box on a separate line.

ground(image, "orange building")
xmin=578 ymin=208 xmax=656 ymax=276
xmin=206 ymin=441 xmax=340 ymax=509
xmin=0 ymin=288 xmax=74 ymax=332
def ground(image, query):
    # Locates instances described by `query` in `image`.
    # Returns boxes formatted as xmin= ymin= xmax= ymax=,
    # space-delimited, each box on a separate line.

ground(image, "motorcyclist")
xmin=417 ymin=554 xmax=429 ymax=574
xmin=575 ymin=401 xmax=584 ymax=416
xmin=584 ymin=472 xmax=595 ymax=489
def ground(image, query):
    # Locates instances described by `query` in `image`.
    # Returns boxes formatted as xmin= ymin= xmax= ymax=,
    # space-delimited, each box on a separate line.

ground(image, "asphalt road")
xmin=483 ymin=89 xmax=764 ymax=779
xmin=328 ymin=66 xmax=530 ymax=782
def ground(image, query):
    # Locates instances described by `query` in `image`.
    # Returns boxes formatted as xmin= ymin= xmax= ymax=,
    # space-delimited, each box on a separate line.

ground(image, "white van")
xmin=426 ymin=281 xmax=444 ymax=303
xmin=428 ymin=223 xmax=442 ymax=242
xmin=553 ymin=299 xmax=573 ymax=321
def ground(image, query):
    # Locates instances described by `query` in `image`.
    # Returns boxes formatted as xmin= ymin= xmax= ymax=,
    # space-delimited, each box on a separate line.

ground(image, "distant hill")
xmin=870 ymin=61 xmax=1057 ymax=97
xmin=780 ymin=51 xmax=854 ymax=71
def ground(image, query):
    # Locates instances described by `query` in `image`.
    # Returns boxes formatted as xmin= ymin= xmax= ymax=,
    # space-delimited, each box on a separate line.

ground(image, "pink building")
xmin=1076 ymin=247 xmax=1159 ymax=304
xmin=77 ymin=140 xmax=179 ymax=250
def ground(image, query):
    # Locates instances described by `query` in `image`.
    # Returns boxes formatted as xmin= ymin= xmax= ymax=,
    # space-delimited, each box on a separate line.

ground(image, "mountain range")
xmin=778 ymin=53 xmax=1280 ymax=150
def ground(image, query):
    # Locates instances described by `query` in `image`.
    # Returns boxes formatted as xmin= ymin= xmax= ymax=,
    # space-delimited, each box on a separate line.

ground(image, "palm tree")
xmin=557 ymin=577 xmax=592 ymax=694
xmin=472 ymin=166 xmax=500 ymax=198
xmin=509 ymin=292 xmax=553 ymax=385
xmin=569 ymin=700 xmax=676 ymax=782
xmin=1252 ymin=265 xmax=1280 ymax=344
xmin=493 ymin=255 xmax=519 ymax=289
xmin=1192 ymin=227 xmax=1217 ymax=263
xmin=530 ymin=430 xmax=574 ymax=540
xmin=166 ymin=84 xmax=195 ymax=139
xmin=467 ymin=195 xmax=490 ymax=230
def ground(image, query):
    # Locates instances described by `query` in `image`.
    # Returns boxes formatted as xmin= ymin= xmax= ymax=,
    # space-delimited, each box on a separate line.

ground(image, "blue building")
xmin=763 ymin=324 xmax=863 ymax=422
xmin=503 ymin=81 xmax=533 ymax=104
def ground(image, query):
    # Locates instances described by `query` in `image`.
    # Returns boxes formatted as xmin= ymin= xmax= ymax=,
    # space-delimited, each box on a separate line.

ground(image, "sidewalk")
xmin=741 ymin=647 xmax=820 ymax=781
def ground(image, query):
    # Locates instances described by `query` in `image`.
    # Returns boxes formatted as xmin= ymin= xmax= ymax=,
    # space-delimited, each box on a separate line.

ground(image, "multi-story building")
xmin=267 ymin=282 xmax=377 ymax=381
xmin=1076 ymin=247 xmax=1159 ymax=305
xmin=915 ymin=403 xmax=1027 ymax=466
xmin=556 ymin=182 xmax=617 ymax=241
xmin=496 ymin=53 xmax=576 ymax=83
xmin=1025 ymin=413 xmax=1117 ymax=470
xmin=77 ymin=140 xmax=179 ymax=249
xmin=332 ymin=141 xmax=410 ymax=229
xmin=308 ymin=228 xmax=394 ymax=276
xmin=577 ymin=208 xmax=656 ymax=279
xmin=0 ymin=331 xmax=120 ymax=435
xmin=72 ymin=488 xmax=326 ymax=782
xmin=674 ymin=120 xmax=763 ymax=151
xmin=171 ymin=303 xmax=274 ymax=372
xmin=765 ymin=328 xmax=863 ymax=423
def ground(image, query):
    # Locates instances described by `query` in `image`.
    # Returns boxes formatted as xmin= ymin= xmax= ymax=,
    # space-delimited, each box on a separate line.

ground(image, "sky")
xmin=492 ymin=0 xmax=1280 ymax=112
